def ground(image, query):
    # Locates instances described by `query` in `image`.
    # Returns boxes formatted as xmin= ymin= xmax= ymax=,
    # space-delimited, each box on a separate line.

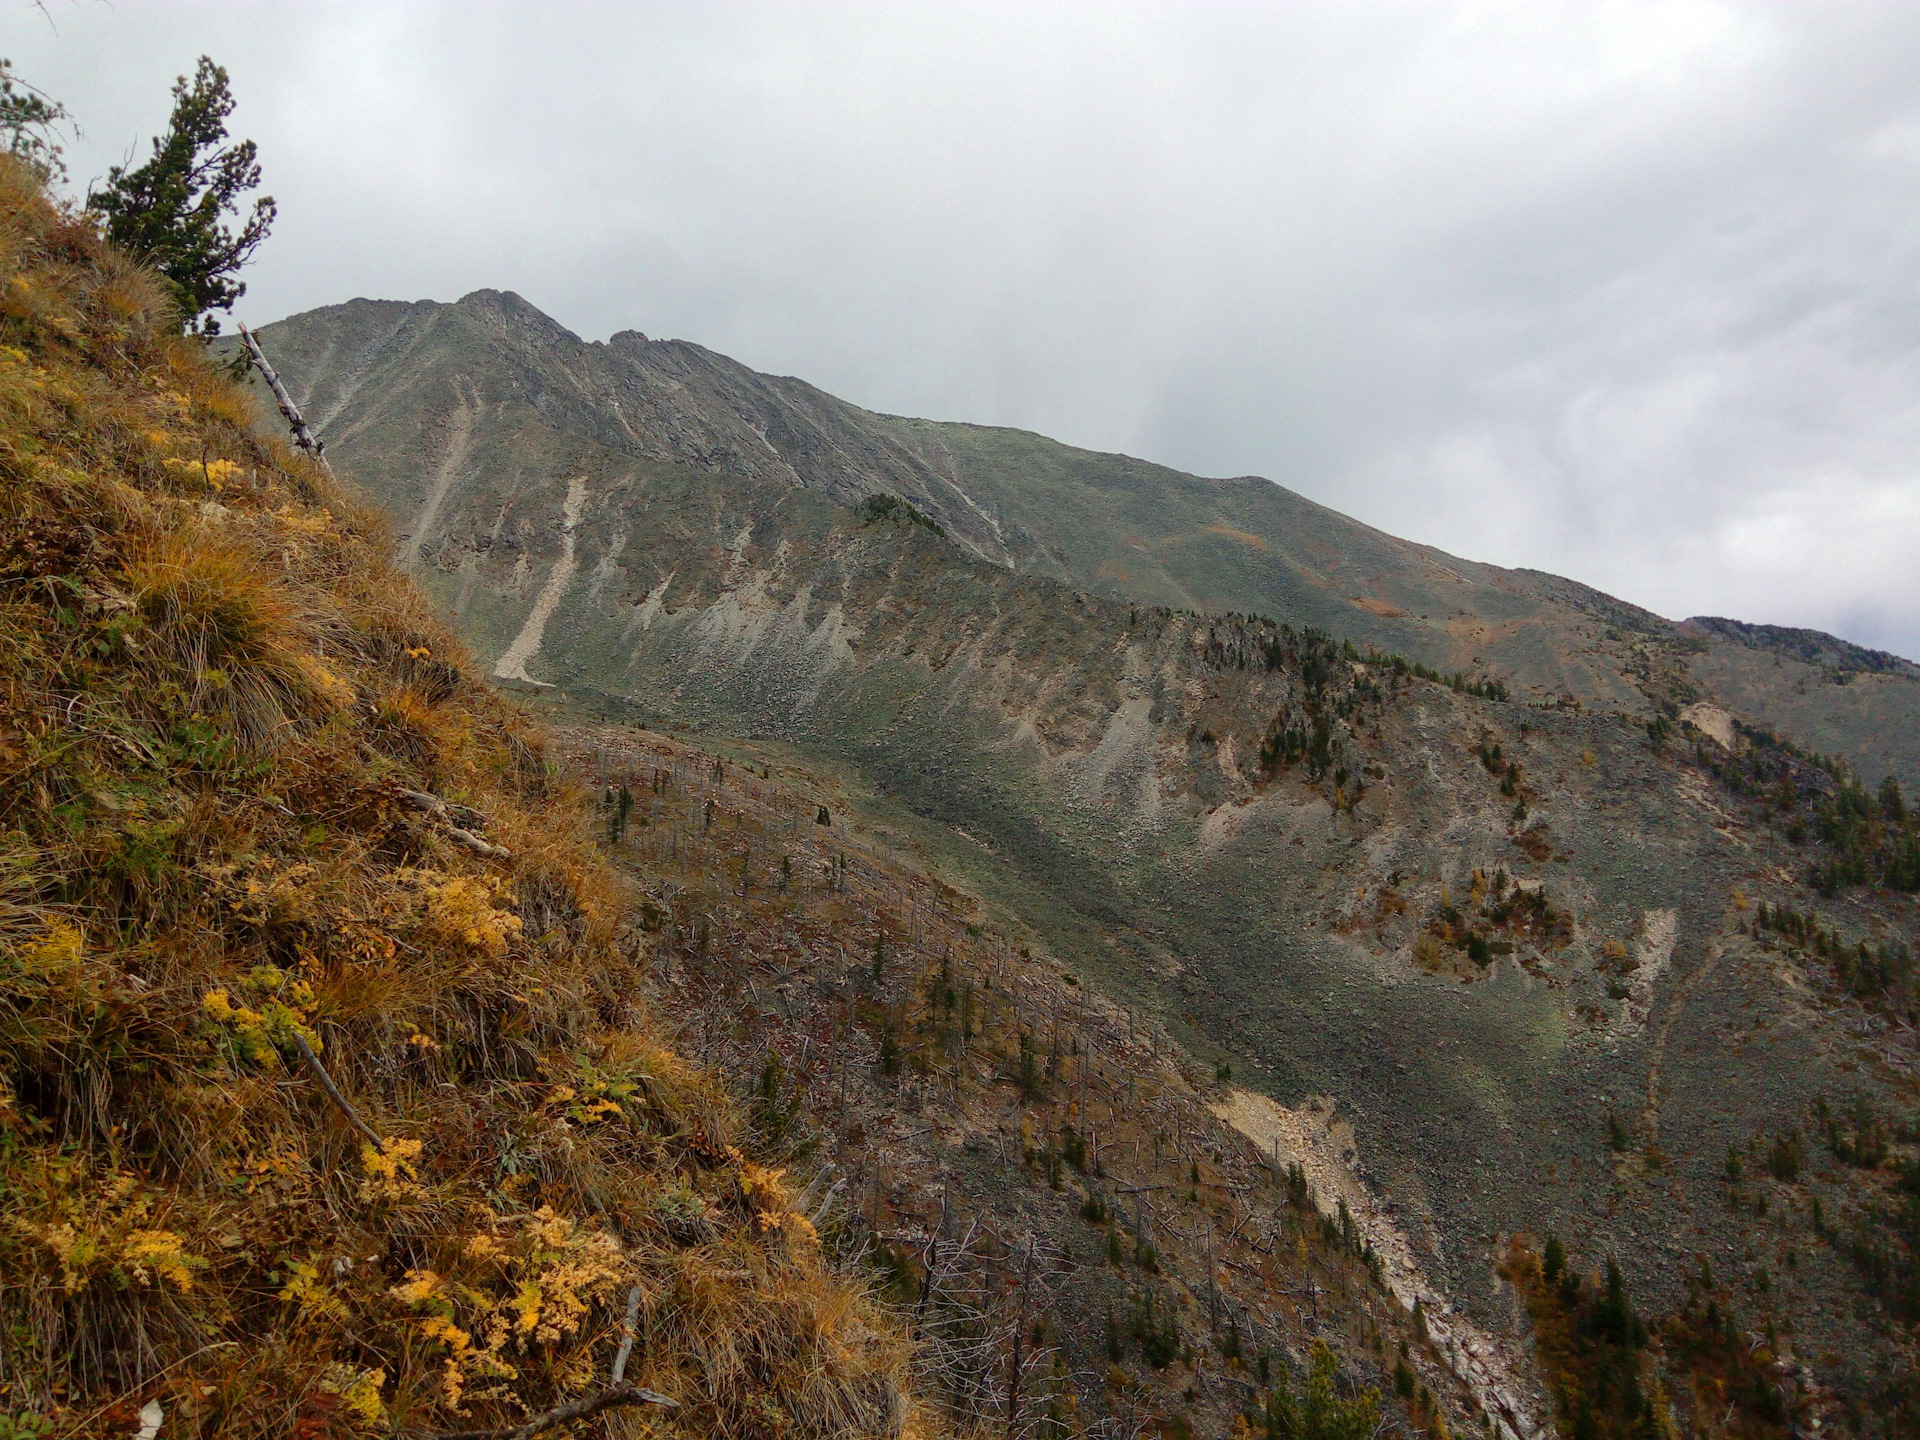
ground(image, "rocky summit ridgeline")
xmin=251 ymin=288 xmax=1919 ymax=793
xmin=243 ymin=288 xmax=1920 ymax=1438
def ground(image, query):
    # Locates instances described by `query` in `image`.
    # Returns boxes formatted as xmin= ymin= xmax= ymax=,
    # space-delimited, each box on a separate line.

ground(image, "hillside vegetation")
xmin=0 ymin=159 xmax=914 ymax=1437
xmin=543 ymin=722 xmax=1465 ymax=1440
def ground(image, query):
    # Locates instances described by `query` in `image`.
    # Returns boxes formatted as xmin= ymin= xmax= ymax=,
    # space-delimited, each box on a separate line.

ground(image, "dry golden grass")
xmin=0 ymin=158 xmax=916 ymax=1438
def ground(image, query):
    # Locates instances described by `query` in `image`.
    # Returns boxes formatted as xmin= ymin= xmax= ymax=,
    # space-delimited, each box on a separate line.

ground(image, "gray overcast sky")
xmin=14 ymin=2 xmax=1920 ymax=658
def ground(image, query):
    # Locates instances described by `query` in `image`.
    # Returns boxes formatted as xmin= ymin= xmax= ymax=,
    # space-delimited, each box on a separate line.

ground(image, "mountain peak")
xmin=453 ymin=287 xmax=583 ymax=345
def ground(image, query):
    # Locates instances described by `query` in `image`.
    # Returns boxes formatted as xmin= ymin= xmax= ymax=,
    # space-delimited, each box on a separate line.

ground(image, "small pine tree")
xmin=87 ymin=57 xmax=276 ymax=335
xmin=1062 ymin=1126 xmax=1088 ymax=1171
xmin=1264 ymin=1343 xmax=1379 ymax=1440
xmin=0 ymin=59 xmax=69 ymax=183
xmin=750 ymin=1049 xmax=803 ymax=1147
xmin=1542 ymin=1234 xmax=1565 ymax=1286
xmin=1018 ymin=1029 xmax=1040 ymax=1100
xmin=1395 ymin=1358 xmax=1417 ymax=1398
xmin=1767 ymin=1130 xmax=1802 ymax=1181
xmin=1604 ymin=1111 xmax=1630 ymax=1152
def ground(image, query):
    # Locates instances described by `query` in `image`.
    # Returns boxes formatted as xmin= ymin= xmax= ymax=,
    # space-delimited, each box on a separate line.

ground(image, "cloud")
xmin=17 ymin=0 xmax=1920 ymax=657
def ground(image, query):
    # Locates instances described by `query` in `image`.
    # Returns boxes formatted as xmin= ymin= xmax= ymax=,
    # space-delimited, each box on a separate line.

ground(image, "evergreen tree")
xmin=0 ymin=59 xmax=68 ymax=182
xmin=87 ymin=57 xmax=275 ymax=335
xmin=1262 ymin=1343 xmax=1379 ymax=1440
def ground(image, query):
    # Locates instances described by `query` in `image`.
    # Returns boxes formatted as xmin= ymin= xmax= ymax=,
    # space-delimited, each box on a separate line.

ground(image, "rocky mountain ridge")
xmin=247 ymin=289 xmax=1919 ymax=794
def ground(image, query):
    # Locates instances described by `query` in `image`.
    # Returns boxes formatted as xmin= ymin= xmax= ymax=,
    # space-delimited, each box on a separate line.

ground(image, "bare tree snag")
xmin=236 ymin=322 xmax=332 ymax=474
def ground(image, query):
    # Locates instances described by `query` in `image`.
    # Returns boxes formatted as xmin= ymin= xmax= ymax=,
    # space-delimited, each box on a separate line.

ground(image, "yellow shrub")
xmin=391 ymin=1207 xmax=627 ymax=1408
xmin=281 ymin=1255 xmax=351 ymax=1322
xmin=415 ymin=874 xmax=522 ymax=956
xmin=358 ymin=1138 xmax=423 ymax=1202
xmin=161 ymin=456 xmax=243 ymax=490
xmin=35 ymin=1220 xmax=105 ymax=1292
xmin=318 ymin=1364 xmax=388 ymax=1430
xmin=121 ymin=1229 xmax=199 ymax=1291
xmin=16 ymin=1166 xmax=203 ymax=1294
xmin=202 ymin=966 xmax=318 ymax=1068
xmin=543 ymin=1051 xmax=640 ymax=1126
xmin=19 ymin=920 xmax=82 ymax=976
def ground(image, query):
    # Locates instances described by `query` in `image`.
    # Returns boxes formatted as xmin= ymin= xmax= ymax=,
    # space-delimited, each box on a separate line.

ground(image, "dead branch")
xmin=447 ymin=825 xmax=512 ymax=860
xmin=392 ymin=786 xmax=509 ymax=857
xmin=808 ymin=1175 xmax=848 ymax=1226
xmin=288 ymin=1032 xmax=384 ymax=1149
xmin=396 ymin=786 xmax=492 ymax=830
xmin=793 ymin=1161 xmax=837 ymax=1215
xmin=610 ymin=1285 xmax=643 ymax=1383
xmin=425 ymin=1383 xmax=679 ymax=1439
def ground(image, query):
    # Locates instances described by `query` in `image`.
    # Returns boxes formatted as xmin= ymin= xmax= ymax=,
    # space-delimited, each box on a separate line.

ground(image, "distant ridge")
xmin=1684 ymin=614 xmax=1918 ymax=675
xmin=249 ymin=288 xmax=1920 ymax=791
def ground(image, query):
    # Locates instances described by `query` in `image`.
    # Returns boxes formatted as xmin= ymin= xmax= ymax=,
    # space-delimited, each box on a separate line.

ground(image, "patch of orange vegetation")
xmin=1348 ymin=596 xmax=1406 ymax=618
xmin=1444 ymin=614 xmax=1526 ymax=642
xmin=1094 ymin=560 xmax=1133 ymax=583
xmin=1201 ymin=522 xmax=1270 ymax=550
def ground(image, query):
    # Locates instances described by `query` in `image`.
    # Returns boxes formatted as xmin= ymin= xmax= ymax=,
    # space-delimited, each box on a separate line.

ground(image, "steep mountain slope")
xmin=0 ymin=162 xmax=916 ymax=1438
xmin=242 ymin=289 xmax=1920 ymax=1433
xmin=247 ymin=290 xmax=1920 ymax=793
xmin=543 ymin=723 xmax=1477 ymax=1440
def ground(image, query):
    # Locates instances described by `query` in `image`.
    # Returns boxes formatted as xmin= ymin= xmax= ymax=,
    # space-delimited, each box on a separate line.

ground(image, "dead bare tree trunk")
xmin=1007 ymin=1235 xmax=1037 ymax=1440
xmin=236 ymin=323 xmax=332 ymax=474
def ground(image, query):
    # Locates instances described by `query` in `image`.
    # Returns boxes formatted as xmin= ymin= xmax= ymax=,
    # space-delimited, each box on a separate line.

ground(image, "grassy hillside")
xmin=0 ymin=161 xmax=914 ymax=1437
